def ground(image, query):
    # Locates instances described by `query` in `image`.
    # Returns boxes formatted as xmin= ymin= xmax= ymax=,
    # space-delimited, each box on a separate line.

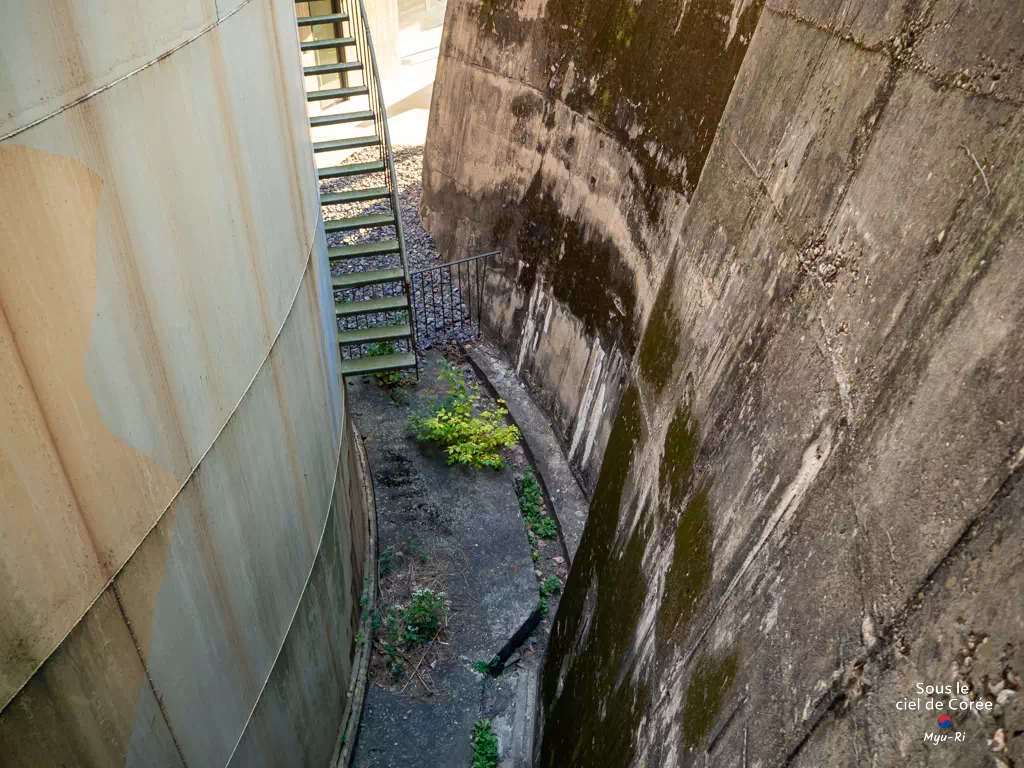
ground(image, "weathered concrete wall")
xmin=0 ymin=0 xmax=369 ymax=764
xmin=423 ymin=0 xmax=1024 ymax=765
xmin=421 ymin=0 xmax=762 ymax=493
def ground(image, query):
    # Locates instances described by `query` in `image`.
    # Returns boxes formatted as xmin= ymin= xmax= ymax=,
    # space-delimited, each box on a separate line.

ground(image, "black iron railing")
xmin=410 ymin=251 xmax=499 ymax=342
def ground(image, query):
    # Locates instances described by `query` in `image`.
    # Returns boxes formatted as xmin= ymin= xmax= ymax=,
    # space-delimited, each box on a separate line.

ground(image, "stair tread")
xmin=333 ymin=267 xmax=405 ymax=290
xmin=296 ymin=12 xmax=348 ymax=25
xmin=321 ymin=186 xmax=390 ymax=205
xmin=318 ymin=160 xmax=385 ymax=179
xmin=313 ymin=135 xmax=379 ymax=153
xmin=301 ymin=37 xmax=356 ymax=51
xmin=325 ymin=213 xmax=395 ymax=232
xmin=329 ymin=239 xmax=401 ymax=260
xmin=335 ymin=294 xmax=409 ymax=317
xmin=337 ymin=323 xmax=411 ymax=345
xmin=307 ymin=85 xmax=368 ymax=102
xmin=304 ymin=61 xmax=362 ymax=76
xmin=309 ymin=110 xmax=374 ymax=127
xmin=342 ymin=352 xmax=417 ymax=377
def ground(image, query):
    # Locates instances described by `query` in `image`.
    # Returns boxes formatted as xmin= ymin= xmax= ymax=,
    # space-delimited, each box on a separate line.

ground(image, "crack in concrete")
xmin=779 ymin=439 xmax=1024 ymax=766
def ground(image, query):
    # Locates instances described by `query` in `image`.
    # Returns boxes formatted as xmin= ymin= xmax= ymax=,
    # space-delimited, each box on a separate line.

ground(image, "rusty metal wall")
xmin=0 ymin=0 xmax=368 ymax=764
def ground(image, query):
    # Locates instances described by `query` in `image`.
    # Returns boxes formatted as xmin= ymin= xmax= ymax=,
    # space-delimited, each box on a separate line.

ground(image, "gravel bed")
xmin=322 ymin=145 xmax=479 ymax=355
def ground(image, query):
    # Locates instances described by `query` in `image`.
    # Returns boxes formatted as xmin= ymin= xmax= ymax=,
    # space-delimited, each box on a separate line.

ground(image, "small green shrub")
xmin=471 ymin=719 xmax=499 ymax=768
xmin=539 ymin=598 xmax=549 ymax=617
xmin=405 ymin=589 xmax=447 ymax=644
xmin=372 ymin=592 xmax=448 ymax=668
xmin=409 ymin=362 xmax=520 ymax=470
xmin=540 ymin=575 xmax=561 ymax=597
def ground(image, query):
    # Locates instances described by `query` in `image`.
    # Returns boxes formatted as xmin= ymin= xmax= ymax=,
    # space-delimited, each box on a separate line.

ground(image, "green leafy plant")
xmin=409 ymin=362 xmax=520 ymax=470
xmin=474 ymin=656 xmax=501 ymax=675
xmin=367 ymin=342 xmax=405 ymax=387
xmin=471 ymin=719 xmax=499 ymax=768
xmin=404 ymin=588 xmax=447 ymax=644
xmin=533 ymin=517 xmax=558 ymax=538
xmin=517 ymin=471 xmax=558 ymax=538
xmin=540 ymin=575 xmax=561 ymax=597
xmin=539 ymin=598 xmax=549 ymax=617
xmin=379 ymin=545 xmax=396 ymax=578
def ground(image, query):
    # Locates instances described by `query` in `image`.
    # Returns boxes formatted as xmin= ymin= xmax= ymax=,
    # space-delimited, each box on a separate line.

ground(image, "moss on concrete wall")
xmin=425 ymin=0 xmax=1024 ymax=765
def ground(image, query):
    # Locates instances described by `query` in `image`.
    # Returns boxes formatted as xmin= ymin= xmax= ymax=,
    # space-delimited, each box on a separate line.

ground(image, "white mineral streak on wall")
xmin=569 ymin=340 xmax=605 ymax=460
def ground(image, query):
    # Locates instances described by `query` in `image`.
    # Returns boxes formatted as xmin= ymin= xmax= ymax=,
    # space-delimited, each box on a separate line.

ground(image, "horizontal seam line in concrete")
xmin=222 ymin=380 xmax=348 ymax=768
xmin=763 ymin=3 xmax=1024 ymax=108
xmin=443 ymin=51 xmax=618 ymax=142
xmin=0 ymin=0 xmax=255 ymax=143
xmin=0 ymin=212 xmax=320 ymax=716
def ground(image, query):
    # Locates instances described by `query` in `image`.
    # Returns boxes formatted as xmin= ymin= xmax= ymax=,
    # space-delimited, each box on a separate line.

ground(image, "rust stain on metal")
xmin=0 ymin=144 xmax=179 ymax=706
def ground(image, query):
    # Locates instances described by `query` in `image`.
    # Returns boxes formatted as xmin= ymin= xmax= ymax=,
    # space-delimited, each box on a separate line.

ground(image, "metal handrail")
xmin=345 ymin=0 xmax=419 ymax=378
xmin=409 ymin=250 xmax=498 ymax=342
xmin=410 ymin=251 xmax=502 ymax=275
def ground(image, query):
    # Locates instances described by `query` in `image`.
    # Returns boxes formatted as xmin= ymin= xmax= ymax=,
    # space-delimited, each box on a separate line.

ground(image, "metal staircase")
xmin=295 ymin=0 xmax=418 ymax=379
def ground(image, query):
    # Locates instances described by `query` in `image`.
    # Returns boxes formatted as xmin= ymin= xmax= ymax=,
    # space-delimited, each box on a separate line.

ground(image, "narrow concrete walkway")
xmin=464 ymin=341 xmax=591 ymax=563
xmin=347 ymin=350 xmax=561 ymax=767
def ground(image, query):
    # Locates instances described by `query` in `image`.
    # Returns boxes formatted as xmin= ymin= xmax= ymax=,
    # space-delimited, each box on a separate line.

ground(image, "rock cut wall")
xmin=422 ymin=0 xmax=1024 ymax=765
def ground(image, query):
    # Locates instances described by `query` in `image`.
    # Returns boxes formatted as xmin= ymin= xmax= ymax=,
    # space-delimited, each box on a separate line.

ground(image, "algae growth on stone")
xmin=541 ymin=384 xmax=651 ymax=767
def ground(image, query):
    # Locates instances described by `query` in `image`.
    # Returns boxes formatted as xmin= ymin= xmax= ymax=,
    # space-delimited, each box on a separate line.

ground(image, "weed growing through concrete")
xmin=373 ymin=591 xmax=449 ymax=680
xmin=474 ymin=656 xmax=501 ymax=675
xmin=409 ymin=362 xmax=521 ymax=469
xmin=516 ymin=471 xmax=558 ymax=538
xmin=405 ymin=588 xmax=447 ymax=644
xmin=539 ymin=597 xmax=549 ymax=617
xmin=471 ymin=719 xmax=499 ymax=768
xmin=539 ymin=575 xmax=561 ymax=597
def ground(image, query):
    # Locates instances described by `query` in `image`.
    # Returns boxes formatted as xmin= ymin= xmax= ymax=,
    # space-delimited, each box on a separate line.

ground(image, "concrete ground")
xmin=347 ymin=350 xmax=565 ymax=767
xmin=464 ymin=341 xmax=591 ymax=563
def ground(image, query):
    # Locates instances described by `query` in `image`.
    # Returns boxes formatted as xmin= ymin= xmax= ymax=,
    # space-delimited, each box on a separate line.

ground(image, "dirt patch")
xmin=367 ymin=539 xmax=462 ymax=699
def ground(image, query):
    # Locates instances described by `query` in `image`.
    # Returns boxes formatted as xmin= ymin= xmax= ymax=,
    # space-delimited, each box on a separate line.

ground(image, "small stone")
xmin=506 ymin=653 xmax=521 ymax=666
xmin=552 ymin=556 xmax=565 ymax=565
xmin=535 ymin=569 xmax=543 ymax=578
xmin=989 ymin=729 xmax=1007 ymax=753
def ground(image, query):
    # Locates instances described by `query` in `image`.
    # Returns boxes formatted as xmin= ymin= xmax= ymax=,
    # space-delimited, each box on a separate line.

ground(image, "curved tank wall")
xmin=0 ymin=0 xmax=369 ymax=765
